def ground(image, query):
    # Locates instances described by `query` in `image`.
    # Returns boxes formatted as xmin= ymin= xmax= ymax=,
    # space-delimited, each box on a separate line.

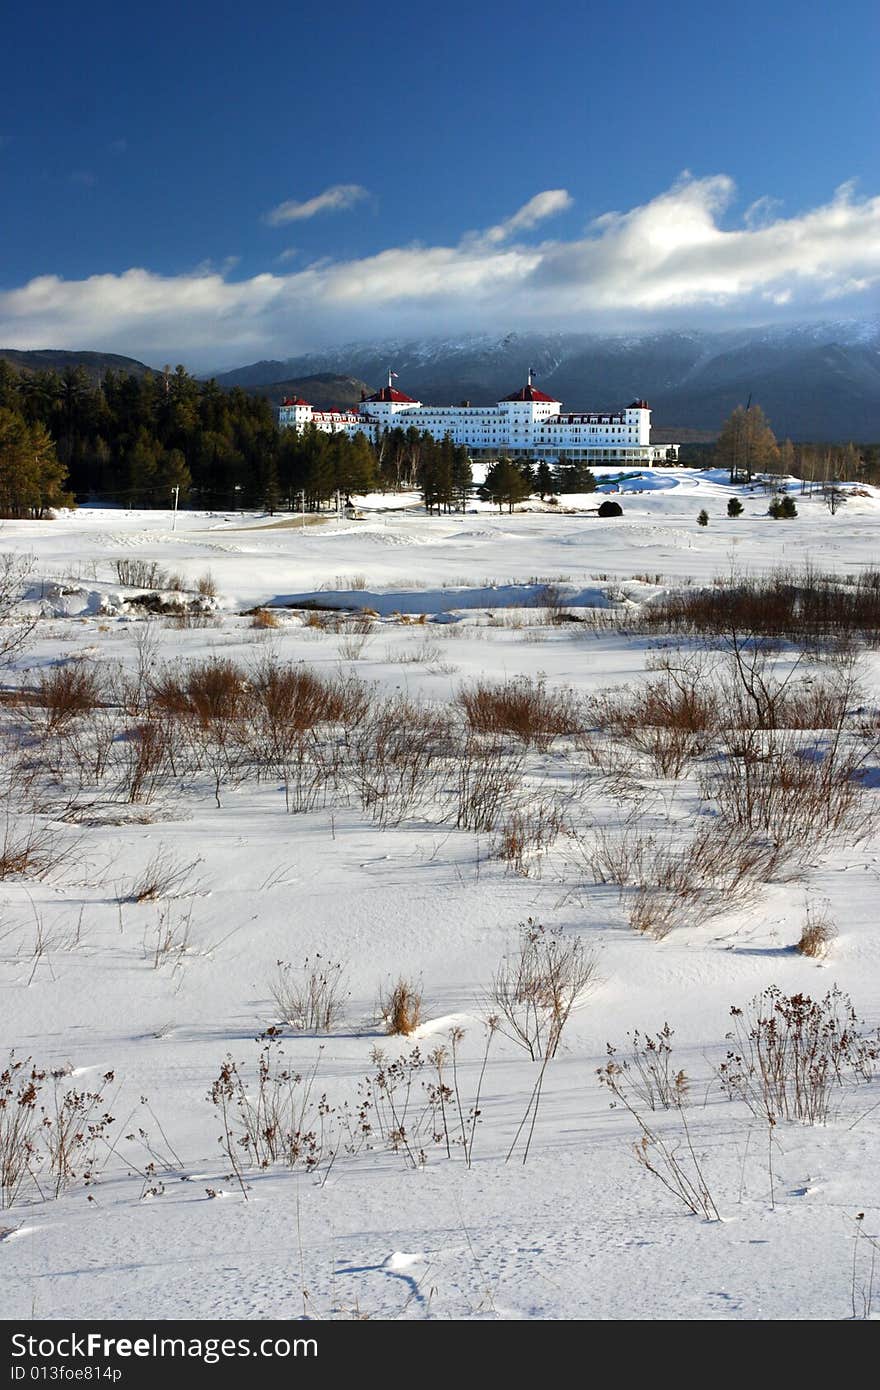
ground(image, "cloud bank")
xmin=2 ymin=175 xmax=879 ymax=369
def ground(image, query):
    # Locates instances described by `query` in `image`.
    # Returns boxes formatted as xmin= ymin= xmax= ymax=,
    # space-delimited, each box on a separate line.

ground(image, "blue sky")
xmin=2 ymin=0 xmax=878 ymax=368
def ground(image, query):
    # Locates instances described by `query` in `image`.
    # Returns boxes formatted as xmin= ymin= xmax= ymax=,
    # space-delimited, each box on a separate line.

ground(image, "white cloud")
xmin=481 ymin=189 xmax=574 ymax=244
xmin=263 ymin=183 xmax=369 ymax=226
xmin=2 ymin=175 xmax=879 ymax=369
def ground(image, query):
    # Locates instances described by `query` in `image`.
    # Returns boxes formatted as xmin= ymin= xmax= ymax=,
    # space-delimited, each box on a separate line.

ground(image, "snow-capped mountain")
xmin=211 ymin=320 xmax=880 ymax=440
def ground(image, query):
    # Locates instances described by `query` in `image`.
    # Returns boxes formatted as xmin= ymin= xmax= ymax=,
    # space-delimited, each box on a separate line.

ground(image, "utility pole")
xmin=171 ymin=485 xmax=179 ymax=531
xmin=300 ymin=490 xmax=306 ymax=532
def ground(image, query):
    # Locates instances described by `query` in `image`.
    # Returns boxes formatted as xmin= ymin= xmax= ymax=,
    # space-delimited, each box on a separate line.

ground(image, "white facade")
xmin=279 ymin=373 xmax=678 ymax=465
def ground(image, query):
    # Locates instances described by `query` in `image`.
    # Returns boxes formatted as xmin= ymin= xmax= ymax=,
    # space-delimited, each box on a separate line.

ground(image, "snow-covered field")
xmin=1 ymin=469 xmax=879 ymax=1321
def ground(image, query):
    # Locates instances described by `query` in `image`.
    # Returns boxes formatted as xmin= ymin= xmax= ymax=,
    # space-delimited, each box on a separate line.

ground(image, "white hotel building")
xmin=279 ymin=372 xmax=678 ymax=465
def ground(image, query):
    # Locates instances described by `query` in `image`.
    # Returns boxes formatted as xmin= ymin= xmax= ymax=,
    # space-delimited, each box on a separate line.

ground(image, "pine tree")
xmin=0 ymin=408 xmax=72 ymax=517
xmin=451 ymin=444 xmax=473 ymax=511
xmin=480 ymin=458 xmax=531 ymax=513
xmin=697 ymin=508 xmax=709 ymax=527
xmin=727 ymin=496 xmax=744 ymax=518
xmin=535 ymin=461 xmax=554 ymax=499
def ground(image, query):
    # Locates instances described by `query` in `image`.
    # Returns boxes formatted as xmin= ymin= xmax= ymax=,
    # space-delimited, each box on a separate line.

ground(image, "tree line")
xmin=708 ymin=403 xmax=879 ymax=486
xmin=2 ymin=358 xmax=878 ymax=520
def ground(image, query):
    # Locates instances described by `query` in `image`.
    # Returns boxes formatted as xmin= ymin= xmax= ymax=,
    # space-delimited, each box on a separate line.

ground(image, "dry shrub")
xmin=145 ymin=901 xmax=195 ymax=970
xmin=150 ymin=657 xmax=250 ymax=805
xmin=270 ymin=957 xmax=348 ymax=1032
xmin=642 ymin=564 xmax=880 ymax=646
xmin=163 ymin=610 xmax=219 ymax=630
xmin=349 ymin=697 xmax=452 ymax=826
xmin=592 ymin=652 xmax=720 ymax=776
xmin=31 ymin=662 xmax=104 ymax=732
xmin=532 ymin=584 xmax=572 ymax=626
xmin=250 ymin=656 xmax=337 ymax=734
xmin=796 ymin=904 xmax=837 ymax=958
xmin=719 ymin=986 xmax=879 ymax=1124
xmin=700 ymin=729 xmax=870 ymax=851
xmin=585 ymin=820 xmax=790 ymax=939
xmin=252 ymin=608 xmax=280 ymax=629
xmin=489 ymin=921 xmax=597 ymax=1059
xmin=597 ymin=1050 xmax=718 ymax=1221
xmin=119 ymin=718 xmax=176 ymax=803
xmin=493 ymin=800 xmax=566 ymax=875
xmin=379 ymin=979 xmax=423 ymax=1035
xmin=452 ymin=736 xmax=524 ymax=832
xmin=114 ymin=558 xmax=167 ymax=588
xmin=459 ymin=676 xmax=584 ymax=751
xmin=0 ymin=552 xmax=36 ymax=666
xmin=247 ymin=658 xmax=368 ymax=811
xmin=195 ymin=570 xmax=217 ymax=598
xmin=156 ymin=657 xmax=247 ymax=723
xmin=722 ymin=638 xmax=862 ymax=731
xmin=339 ymin=614 xmax=374 ymax=661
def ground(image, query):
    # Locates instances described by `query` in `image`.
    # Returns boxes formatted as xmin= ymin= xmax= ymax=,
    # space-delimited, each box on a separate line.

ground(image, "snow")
xmin=1 ymin=469 xmax=879 ymax=1321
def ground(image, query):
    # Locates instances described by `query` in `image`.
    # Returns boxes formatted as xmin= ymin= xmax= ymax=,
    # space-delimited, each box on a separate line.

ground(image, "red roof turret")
xmin=363 ymin=385 xmax=419 ymax=404
xmin=502 ymin=384 xmax=560 ymax=403
xmin=280 ymin=396 xmax=311 ymax=407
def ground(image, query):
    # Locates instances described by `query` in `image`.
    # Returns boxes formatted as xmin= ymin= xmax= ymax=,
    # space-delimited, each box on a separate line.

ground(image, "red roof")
xmin=363 ymin=385 xmax=419 ymax=404
xmin=628 ymin=399 xmax=650 ymax=409
xmin=280 ymin=396 xmax=311 ymax=407
xmin=502 ymin=384 xmax=560 ymax=403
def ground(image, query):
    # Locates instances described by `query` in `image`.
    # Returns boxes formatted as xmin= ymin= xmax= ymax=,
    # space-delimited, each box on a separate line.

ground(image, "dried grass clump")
xmin=195 ymin=570 xmax=217 ymax=598
xmin=459 ymin=675 xmax=583 ymax=750
xmin=379 ymin=978 xmax=423 ymax=1036
xmin=126 ymin=846 xmax=201 ymax=902
xmin=796 ymin=905 xmax=837 ymax=958
xmin=0 ymin=819 xmax=73 ymax=881
xmin=252 ymin=608 xmax=280 ymax=629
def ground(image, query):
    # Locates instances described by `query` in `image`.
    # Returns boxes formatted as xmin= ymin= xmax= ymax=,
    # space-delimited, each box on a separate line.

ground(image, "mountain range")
xmin=210 ymin=320 xmax=880 ymax=442
xmin=3 ymin=319 xmax=878 ymax=441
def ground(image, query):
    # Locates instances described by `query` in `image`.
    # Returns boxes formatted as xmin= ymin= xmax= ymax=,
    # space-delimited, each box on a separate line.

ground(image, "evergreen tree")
xmin=727 ymin=496 xmax=744 ymax=517
xmin=260 ymin=456 xmax=281 ymax=514
xmin=535 ymin=461 xmax=554 ymax=499
xmin=553 ymin=458 xmax=597 ymax=493
xmin=451 ymin=444 xmax=473 ymax=511
xmin=480 ymin=458 xmax=531 ymax=513
xmin=0 ymin=408 xmax=72 ymax=517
